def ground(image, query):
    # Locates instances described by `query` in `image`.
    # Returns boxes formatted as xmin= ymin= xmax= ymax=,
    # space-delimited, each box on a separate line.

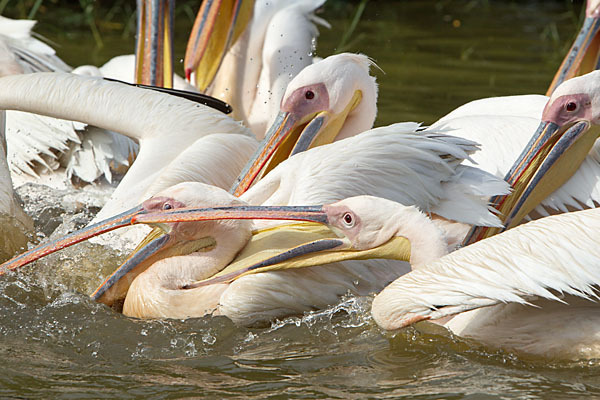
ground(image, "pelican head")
xmin=464 ymin=70 xmax=600 ymax=244
xmin=230 ymin=53 xmax=378 ymax=195
xmin=546 ymin=0 xmax=600 ymax=95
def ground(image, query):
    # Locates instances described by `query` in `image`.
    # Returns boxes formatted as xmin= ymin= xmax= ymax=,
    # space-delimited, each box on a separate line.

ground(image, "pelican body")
xmin=372 ymin=207 xmax=600 ymax=360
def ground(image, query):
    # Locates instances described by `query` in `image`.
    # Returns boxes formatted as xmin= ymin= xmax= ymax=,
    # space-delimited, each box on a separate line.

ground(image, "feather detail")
xmin=243 ymin=123 xmax=508 ymax=227
xmin=372 ymin=208 xmax=600 ymax=329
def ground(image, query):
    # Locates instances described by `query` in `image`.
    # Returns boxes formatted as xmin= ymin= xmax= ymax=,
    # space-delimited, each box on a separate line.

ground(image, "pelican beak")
xmin=546 ymin=10 xmax=600 ymax=95
xmin=0 ymin=205 xmax=147 ymax=275
xmin=184 ymin=0 xmax=254 ymax=91
xmin=135 ymin=0 xmax=175 ymax=87
xmin=230 ymin=90 xmax=363 ymax=196
xmin=463 ymin=120 xmax=600 ymax=244
xmin=91 ymin=204 xmax=411 ymax=308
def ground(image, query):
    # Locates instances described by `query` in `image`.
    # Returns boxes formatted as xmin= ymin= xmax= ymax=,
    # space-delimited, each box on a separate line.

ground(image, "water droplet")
xmin=202 ymin=332 xmax=216 ymax=345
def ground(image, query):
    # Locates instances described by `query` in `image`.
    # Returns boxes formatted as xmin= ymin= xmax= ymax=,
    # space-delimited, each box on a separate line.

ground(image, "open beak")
xmin=463 ymin=120 xmax=600 ymax=245
xmin=0 ymin=205 xmax=147 ymax=275
xmin=135 ymin=0 xmax=175 ymax=87
xmin=184 ymin=0 xmax=254 ymax=91
xmin=546 ymin=11 xmax=600 ymax=95
xmin=90 ymin=204 xmax=411 ymax=308
xmin=229 ymin=90 xmax=363 ymax=196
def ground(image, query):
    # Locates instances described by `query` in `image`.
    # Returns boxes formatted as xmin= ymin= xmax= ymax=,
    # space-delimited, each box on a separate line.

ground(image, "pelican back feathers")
xmin=243 ymin=122 xmax=508 ymax=227
xmin=372 ymin=208 xmax=600 ymax=330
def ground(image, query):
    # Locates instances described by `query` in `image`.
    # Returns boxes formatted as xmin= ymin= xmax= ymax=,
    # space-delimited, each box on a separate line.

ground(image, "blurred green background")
xmin=0 ymin=0 xmax=589 ymax=125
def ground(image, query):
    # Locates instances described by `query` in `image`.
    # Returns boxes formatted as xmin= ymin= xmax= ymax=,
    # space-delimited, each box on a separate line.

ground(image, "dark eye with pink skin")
xmin=281 ymin=83 xmax=329 ymax=115
xmin=565 ymin=102 xmax=578 ymax=112
xmin=142 ymin=196 xmax=186 ymax=214
xmin=342 ymin=212 xmax=355 ymax=227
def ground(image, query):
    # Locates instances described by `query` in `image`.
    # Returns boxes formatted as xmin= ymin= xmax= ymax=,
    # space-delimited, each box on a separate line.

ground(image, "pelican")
xmin=234 ymin=0 xmax=600 ymax=199
xmin=230 ymin=52 xmax=378 ymax=195
xmin=461 ymin=69 xmax=600 ymax=244
xmin=185 ymin=0 xmax=329 ymax=136
xmin=371 ymin=205 xmax=600 ymax=360
xmin=1 ymin=2 xmax=208 ymax=188
xmin=431 ymin=0 xmax=600 ymax=242
xmin=0 ymin=188 xmax=432 ymax=325
xmin=0 ymin=121 xmax=510 ymax=324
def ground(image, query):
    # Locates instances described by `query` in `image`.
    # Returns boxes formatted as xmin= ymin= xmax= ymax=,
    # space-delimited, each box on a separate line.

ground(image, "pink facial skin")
xmin=142 ymin=196 xmax=187 ymax=212
xmin=141 ymin=196 xmax=200 ymax=239
xmin=322 ymin=203 xmax=362 ymax=246
xmin=542 ymin=93 xmax=593 ymax=126
xmin=281 ymin=83 xmax=330 ymax=119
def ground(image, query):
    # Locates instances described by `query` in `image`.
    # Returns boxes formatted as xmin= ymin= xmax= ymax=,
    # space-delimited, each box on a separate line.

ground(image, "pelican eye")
xmin=163 ymin=203 xmax=173 ymax=210
xmin=342 ymin=212 xmax=354 ymax=227
xmin=305 ymin=90 xmax=315 ymax=100
xmin=565 ymin=101 xmax=577 ymax=112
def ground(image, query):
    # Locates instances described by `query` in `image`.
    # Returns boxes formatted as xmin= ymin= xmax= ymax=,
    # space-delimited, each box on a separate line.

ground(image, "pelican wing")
xmin=243 ymin=122 xmax=508 ymax=227
xmin=0 ymin=16 xmax=71 ymax=73
xmin=7 ymin=110 xmax=80 ymax=179
xmin=372 ymin=208 xmax=600 ymax=328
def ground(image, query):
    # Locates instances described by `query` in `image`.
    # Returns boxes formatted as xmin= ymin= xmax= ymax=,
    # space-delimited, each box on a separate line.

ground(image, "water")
xmin=2 ymin=1 xmax=600 ymax=398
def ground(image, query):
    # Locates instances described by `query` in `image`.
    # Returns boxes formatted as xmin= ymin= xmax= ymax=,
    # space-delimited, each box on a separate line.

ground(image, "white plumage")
xmin=284 ymin=53 xmax=600 ymax=225
xmin=371 ymin=207 xmax=600 ymax=360
xmin=108 ymin=121 xmax=509 ymax=326
xmin=205 ymin=0 xmax=329 ymax=137
xmin=0 ymin=16 xmax=138 ymax=187
xmin=243 ymin=123 xmax=507 ymax=229
xmin=429 ymin=95 xmax=600 ymax=218
xmin=0 ymin=72 xmax=257 ymax=249
xmin=0 ymin=108 xmax=33 ymax=259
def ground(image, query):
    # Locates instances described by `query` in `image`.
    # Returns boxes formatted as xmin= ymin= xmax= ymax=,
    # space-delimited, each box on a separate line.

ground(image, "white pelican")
xmin=431 ymin=0 xmax=600 ymax=242
xmin=1 ymin=3 xmax=201 ymax=189
xmin=371 ymin=205 xmax=600 ymax=360
xmin=460 ymin=69 xmax=600 ymax=243
xmin=234 ymin=0 xmax=600 ymax=200
xmin=0 ymin=121 xmax=510 ymax=324
xmin=230 ymin=52 xmax=377 ymax=195
xmin=185 ymin=0 xmax=329 ymax=136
